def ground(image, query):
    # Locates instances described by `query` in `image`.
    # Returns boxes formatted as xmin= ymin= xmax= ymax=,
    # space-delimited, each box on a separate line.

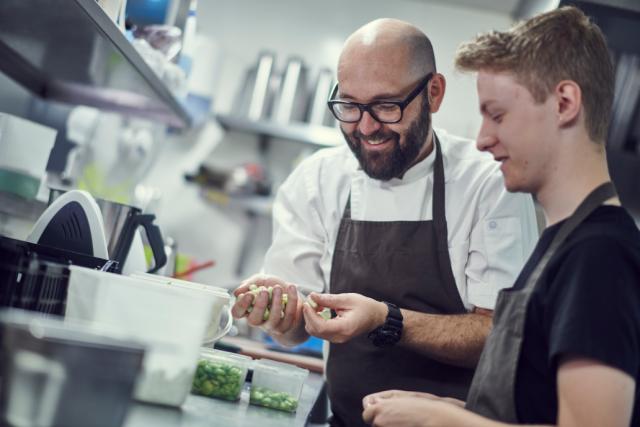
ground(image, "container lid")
xmin=254 ymin=359 xmax=309 ymax=379
xmin=200 ymin=348 xmax=253 ymax=367
xmin=131 ymin=273 xmax=230 ymax=299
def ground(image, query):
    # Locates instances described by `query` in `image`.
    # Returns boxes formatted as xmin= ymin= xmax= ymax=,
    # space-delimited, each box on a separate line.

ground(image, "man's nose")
xmin=358 ymin=111 xmax=382 ymax=136
xmin=476 ymin=121 xmax=498 ymax=152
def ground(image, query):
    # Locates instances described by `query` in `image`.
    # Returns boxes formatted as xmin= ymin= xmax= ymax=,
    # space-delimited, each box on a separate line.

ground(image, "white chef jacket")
xmin=262 ymin=129 xmax=538 ymax=310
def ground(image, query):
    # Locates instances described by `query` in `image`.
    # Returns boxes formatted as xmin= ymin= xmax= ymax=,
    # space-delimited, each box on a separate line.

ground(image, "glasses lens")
xmin=371 ymin=103 xmax=402 ymax=123
xmin=332 ymin=103 xmax=361 ymax=122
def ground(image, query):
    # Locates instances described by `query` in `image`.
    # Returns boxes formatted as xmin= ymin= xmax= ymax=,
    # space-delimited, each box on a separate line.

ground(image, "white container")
xmin=192 ymin=349 xmax=252 ymax=401
xmin=250 ymin=360 xmax=308 ymax=413
xmin=64 ymin=267 xmax=215 ymax=407
xmin=129 ymin=273 xmax=233 ymax=345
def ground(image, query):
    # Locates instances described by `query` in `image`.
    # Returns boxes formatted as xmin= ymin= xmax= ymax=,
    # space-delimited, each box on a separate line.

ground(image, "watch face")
xmin=371 ymin=328 xmax=401 ymax=347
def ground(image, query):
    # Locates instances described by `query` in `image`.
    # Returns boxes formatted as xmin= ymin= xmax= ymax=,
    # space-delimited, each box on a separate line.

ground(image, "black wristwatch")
xmin=367 ymin=301 xmax=403 ymax=348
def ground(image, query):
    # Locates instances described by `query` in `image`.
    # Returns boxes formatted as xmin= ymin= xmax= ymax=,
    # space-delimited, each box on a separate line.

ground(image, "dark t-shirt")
xmin=513 ymin=206 xmax=640 ymax=424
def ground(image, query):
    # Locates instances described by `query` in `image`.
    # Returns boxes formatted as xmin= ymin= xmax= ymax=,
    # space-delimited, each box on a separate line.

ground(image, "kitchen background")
xmin=0 ymin=0 xmax=639 ymax=290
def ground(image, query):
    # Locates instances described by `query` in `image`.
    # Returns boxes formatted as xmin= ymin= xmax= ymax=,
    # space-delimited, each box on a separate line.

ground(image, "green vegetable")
xmin=306 ymin=295 xmax=331 ymax=320
xmin=242 ymin=284 xmax=288 ymax=320
xmin=249 ymin=386 xmax=299 ymax=412
xmin=191 ymin=359 xmax=244 ymax=401
xmin=319 ymin=307 xmax=331 ymax=320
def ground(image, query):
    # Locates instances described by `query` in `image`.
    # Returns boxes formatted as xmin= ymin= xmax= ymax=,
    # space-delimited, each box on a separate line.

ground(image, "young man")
xmin=362 ymin=6 xmax=640 ymax=427
xmin=232 ymin=18 xmax=538 ymax=427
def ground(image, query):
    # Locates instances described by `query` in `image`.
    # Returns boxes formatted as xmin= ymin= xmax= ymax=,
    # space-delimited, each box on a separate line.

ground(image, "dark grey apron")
xmin=326 ymin=135 xmax=474 ymax=427
xmin=465 ymin=182 xmax=617 ymax=422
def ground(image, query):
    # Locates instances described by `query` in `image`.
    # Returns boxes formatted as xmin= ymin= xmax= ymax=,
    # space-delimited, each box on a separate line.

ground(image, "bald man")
xmin=232 ymin=19 xmax=538 ymax=426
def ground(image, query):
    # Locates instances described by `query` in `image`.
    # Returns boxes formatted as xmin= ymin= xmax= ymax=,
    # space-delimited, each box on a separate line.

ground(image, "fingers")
xmin=239 ymin=274 xmax=287 ymax=291
xmin=361 ymin=400 xmax=379 ymax=425
xmin=246 ymin=288 xmax=270 ymax=326
xmin=362 ymin=390 xmax=399 ymax=408
xmin=235 ymin=274 xmax=262 ymax=296
xmin=231 ymin=292 xmax=254 ymax=318
xmin=263 ymin=285 xmax=284 ymax=330
xmin=307 ymin=292 xmax=349 ymax=310
xmin=275 ymin=284 xmax=299 ymax=332
xmin=303 ymin=303 xmax=348 ymax=342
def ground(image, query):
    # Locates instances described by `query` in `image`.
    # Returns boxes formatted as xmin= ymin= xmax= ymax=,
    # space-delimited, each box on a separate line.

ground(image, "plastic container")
xmin=191 ymin=348 xmax=252 ymax=401
xmin=129 ymin=273 xmax=233 ymax=345
xmin=249 ymin=359 xmax=308 ymax=413
xmin=65 ymin=267 xmax=215 ymax=407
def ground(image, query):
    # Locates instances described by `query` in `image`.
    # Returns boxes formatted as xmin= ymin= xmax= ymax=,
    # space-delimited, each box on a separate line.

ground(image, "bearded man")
xmin=232 ymin=18 xmax=538 ymax=427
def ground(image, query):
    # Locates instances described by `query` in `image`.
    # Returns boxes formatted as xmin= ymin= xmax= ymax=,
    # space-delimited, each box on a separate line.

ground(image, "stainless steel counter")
xmin=124 ymin=372 xmax=325 ymax=427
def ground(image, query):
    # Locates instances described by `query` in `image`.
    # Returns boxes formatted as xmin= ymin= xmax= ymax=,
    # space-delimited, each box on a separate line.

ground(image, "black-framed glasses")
xmin=327 ymin=73 xmax=433 ymax=124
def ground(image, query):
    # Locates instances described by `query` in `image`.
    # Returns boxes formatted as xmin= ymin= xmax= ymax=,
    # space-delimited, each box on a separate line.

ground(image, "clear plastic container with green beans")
xmin=191 ymin=349 xmax=252 ymax=401
xmin=249 ymin=359 xmax=309 ymax=412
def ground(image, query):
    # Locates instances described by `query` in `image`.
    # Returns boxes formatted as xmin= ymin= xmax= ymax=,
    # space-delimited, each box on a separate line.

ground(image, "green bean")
xmin=306 ymin=296 xmax=331 ymax=320
xmin=249 ymin=386 xmax=299 ymax=412
xmin=242 ymin=284 xmax=288 ymax=320
xmin=191 ymin=359 xmax=244 ymax=401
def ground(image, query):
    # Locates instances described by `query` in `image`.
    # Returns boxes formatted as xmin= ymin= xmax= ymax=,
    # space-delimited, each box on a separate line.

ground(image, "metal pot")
xmin=48 ymin=189 xmax=167 ymax=274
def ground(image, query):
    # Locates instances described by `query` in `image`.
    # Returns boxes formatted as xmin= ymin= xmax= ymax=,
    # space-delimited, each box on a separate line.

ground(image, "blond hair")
xmin=455 ymin=6 xmax=614 ymax=143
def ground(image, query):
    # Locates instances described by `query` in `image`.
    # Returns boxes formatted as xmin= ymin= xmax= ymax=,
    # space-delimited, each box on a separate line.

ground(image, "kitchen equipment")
xmin=65 ymin=266 xmax=216 ymax=407
xmin=306 ymin=68 xmax=337 ymax=127
xmin=0 ymin=234 xmax=116 ymax=316
xmin=191 ymin=348 xmax=252 ymax=401
xmin=47 ymin=188 xmax=167 ymax=273
xmin=249 ymin=359 xmax=309 ymax=413
xmin=232 ymin=52 xmax=278 ymax=121
xmin=271 ymin=57 xmax=308 ymax=123
xmin=27 ymin=190 xmax=109 ymax=259
xmin=130 ymin=272 xmax=233 ymax=345
xmin=0 ymin=309 xmax=145 ymax=427
xmin=0 ymin=113 xmax=57 ymax=199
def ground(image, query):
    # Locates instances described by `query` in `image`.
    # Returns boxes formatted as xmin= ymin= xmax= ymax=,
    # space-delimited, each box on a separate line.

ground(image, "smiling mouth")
xmin=362 ymin=138 xmax=392 ymax=147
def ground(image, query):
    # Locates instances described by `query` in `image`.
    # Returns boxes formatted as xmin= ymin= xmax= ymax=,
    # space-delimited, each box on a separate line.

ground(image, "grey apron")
xmin=465 ymin=182 xmax=617 ymax=422
xmin=326 ymin=135 xmax=474 ymax=427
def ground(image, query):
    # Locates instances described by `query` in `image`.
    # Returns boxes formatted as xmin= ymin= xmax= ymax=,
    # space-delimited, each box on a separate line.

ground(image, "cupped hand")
xmin=231 ymin=274 xmax=303 ymax=335
xmin=302 ymin=292 xmax=387 ymax=343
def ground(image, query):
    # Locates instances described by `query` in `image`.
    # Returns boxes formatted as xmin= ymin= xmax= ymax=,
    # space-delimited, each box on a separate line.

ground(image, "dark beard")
xmin=342 ymin=95 xmax=431 ymax=181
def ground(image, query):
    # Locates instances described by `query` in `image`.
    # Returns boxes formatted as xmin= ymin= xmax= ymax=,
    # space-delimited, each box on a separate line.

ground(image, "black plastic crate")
xmin=0 ymin=235 xmax=116 ymax=316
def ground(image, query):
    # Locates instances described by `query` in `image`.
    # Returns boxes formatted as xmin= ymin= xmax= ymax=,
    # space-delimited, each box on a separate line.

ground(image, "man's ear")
xmin=428 ymin=73 xmax=446 ymax=113
xmin=555 ymin=80 xmax=582 ymax=128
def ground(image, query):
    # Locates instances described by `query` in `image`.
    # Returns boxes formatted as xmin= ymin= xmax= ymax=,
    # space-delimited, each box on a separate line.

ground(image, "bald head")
xmin=339 ymin=19 xmax=436 ymax=82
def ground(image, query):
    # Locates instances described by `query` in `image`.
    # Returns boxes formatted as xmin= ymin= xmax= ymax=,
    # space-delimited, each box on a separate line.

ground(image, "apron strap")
xmin=523 ymin=181 xmax=617 ymax=291
xmin=432 ymin=133 xmax=448 ymax=251
xmin=344 ymin=193 xmax=352 ymax=219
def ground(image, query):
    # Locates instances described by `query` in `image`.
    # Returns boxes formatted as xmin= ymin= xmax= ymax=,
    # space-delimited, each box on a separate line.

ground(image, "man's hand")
xmin=231 ymin=274 xmax=303 ymax=336
xmin=362 ymin=391 xmax=471 ymax=427
xmin=363 ymin=390 xmax=465 ymax=409
xmin=302 ymin=292 xmax=387 ymax=343
xmin=362 ymin=395 xmax=458 ymax=427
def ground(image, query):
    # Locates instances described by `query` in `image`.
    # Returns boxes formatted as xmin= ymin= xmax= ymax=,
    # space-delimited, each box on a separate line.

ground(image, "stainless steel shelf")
xmin=0 ymin=0 xmax=191 ymax=128
xmin=200 ymin=188 xmax=273 ymax=216
xmin=216 ymin=114 xmax=342 ymax=147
